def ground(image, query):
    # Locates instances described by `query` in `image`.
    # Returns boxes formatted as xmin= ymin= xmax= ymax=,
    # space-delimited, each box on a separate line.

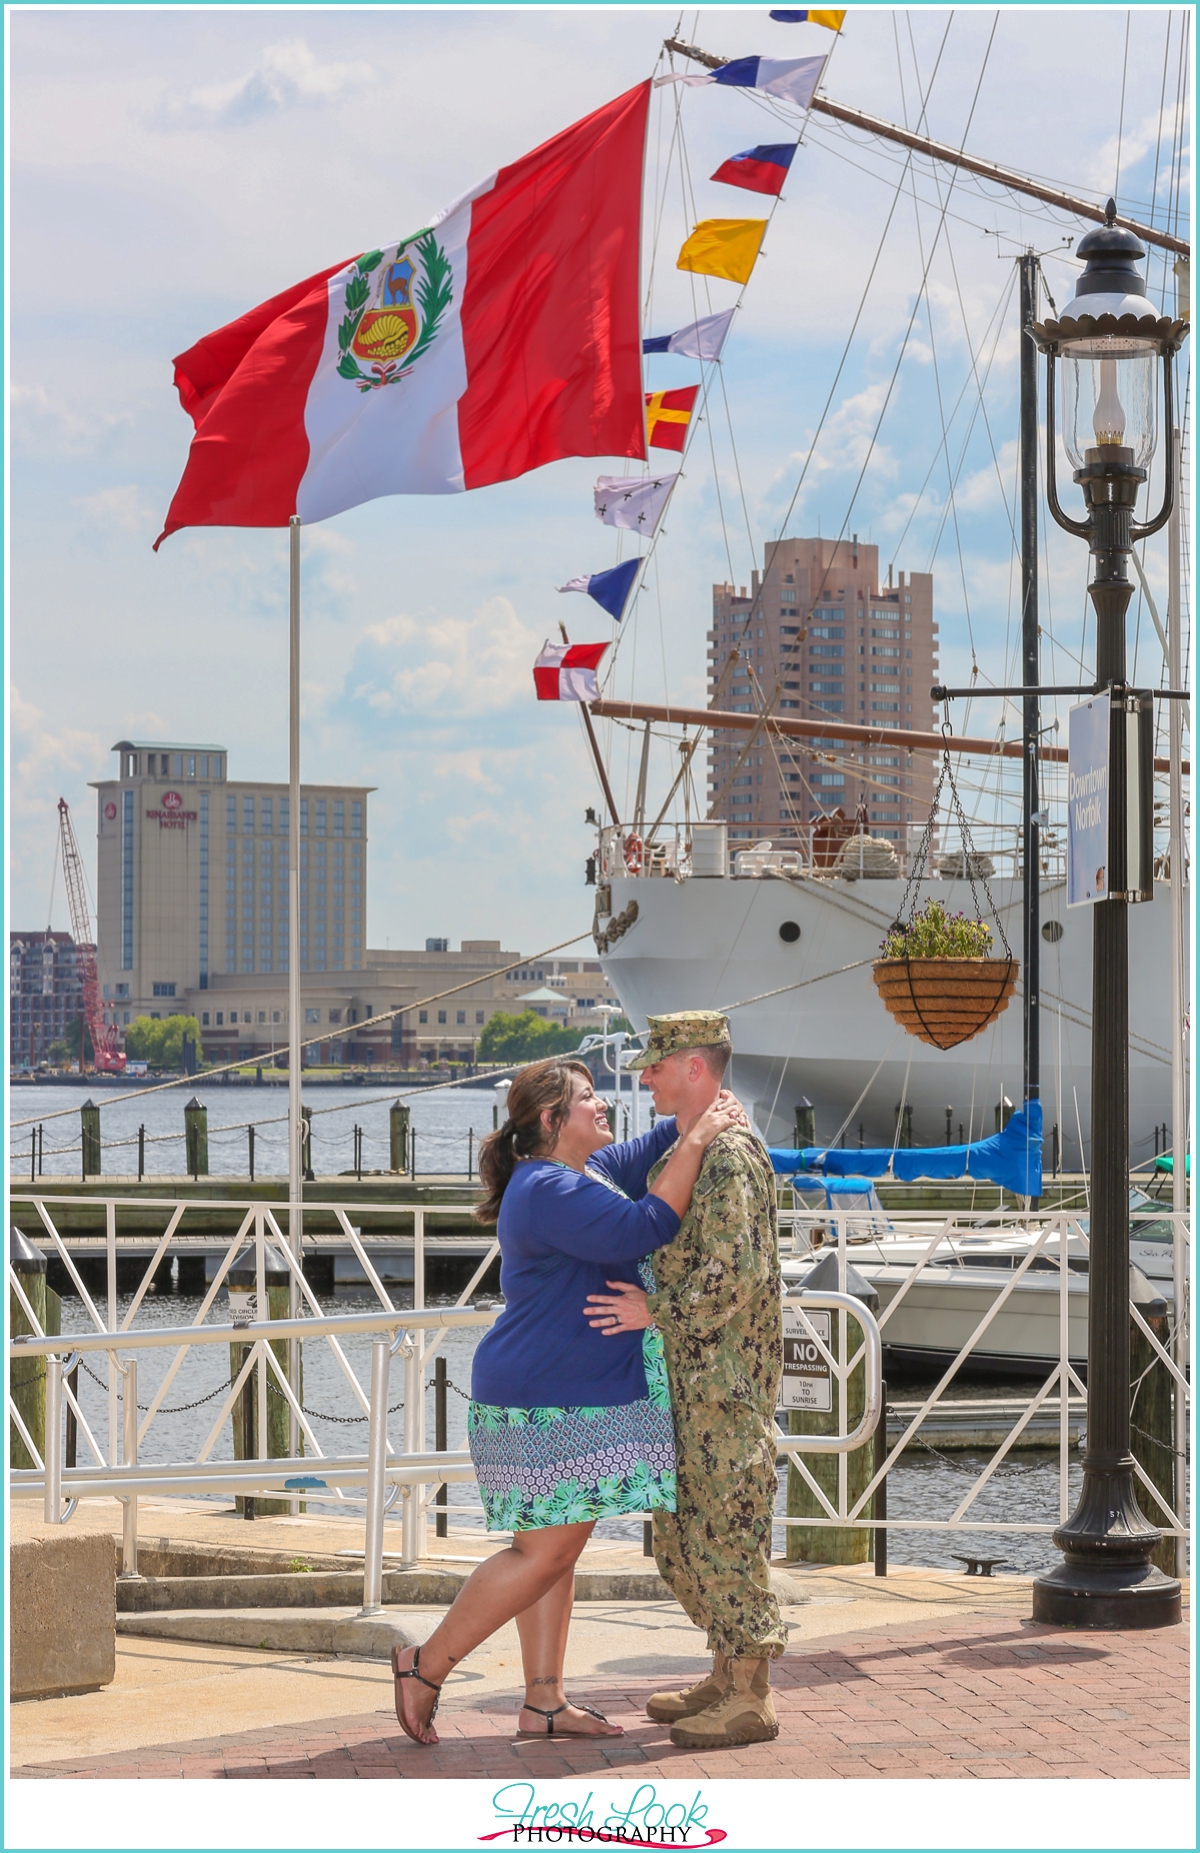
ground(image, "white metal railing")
xmin=8 ymin=1193 xmax=1190 ymax=1579
xmin=772 ymin=1203 xmax=1190 ymax=1560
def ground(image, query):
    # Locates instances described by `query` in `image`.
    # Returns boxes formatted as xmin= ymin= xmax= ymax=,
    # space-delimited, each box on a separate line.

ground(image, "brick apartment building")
xmin=708 ymin=536 xmax=939 ymax=845
xmin=9 ymin=932 xmax=83 ymax=1067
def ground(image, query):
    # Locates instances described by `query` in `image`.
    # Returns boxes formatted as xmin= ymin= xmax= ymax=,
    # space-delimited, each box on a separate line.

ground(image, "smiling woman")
xmin=387 ymin=1055 xmax=740 ymax=1747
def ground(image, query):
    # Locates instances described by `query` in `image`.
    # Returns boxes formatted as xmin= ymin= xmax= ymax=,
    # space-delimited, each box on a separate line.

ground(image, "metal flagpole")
xmin=1018 ymin=252 xmax=1041 ymax=1139
xmin=1166 ymin=422 xmax=1188 ymax=1581
xmin=288 ymin=517 xmax=303 ymax=1490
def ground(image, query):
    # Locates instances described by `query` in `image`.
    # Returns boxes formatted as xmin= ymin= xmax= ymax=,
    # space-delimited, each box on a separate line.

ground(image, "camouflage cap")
xmin=625 ymin=1009 xmax=732 ymax=1071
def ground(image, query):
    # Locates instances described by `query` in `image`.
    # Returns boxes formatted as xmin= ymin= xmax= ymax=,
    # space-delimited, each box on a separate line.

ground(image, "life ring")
xmin=623 ymin=833 xmax=644 ymax=874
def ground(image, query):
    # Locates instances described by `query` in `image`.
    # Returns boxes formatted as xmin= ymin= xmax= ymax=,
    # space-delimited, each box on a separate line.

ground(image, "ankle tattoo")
xmin=531 ymin=1675 xmax=558 ymax=1687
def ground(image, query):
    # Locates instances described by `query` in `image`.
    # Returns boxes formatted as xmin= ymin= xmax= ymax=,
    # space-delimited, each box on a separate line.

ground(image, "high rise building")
xmin=708 ymin=537 xmax=939 ymax=844
xmin=9 ymin=932 xmax=83 ymax=1067
xmin=92 ymin=741 xmax=371 ymax=1025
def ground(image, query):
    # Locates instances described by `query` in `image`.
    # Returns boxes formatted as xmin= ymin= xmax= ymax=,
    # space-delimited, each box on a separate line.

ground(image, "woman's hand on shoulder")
xmin=685 ymin=1091 xmax=748 ymax=1153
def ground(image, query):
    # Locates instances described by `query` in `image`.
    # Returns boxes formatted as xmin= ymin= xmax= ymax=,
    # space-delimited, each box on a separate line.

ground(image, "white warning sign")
xmin=781 ymin=1306 xmax=832 ymax=1412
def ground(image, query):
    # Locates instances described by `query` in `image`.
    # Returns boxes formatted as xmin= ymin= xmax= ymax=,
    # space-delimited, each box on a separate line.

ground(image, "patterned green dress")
xmin=468 ymin=1167 xmax=677 ymax=1532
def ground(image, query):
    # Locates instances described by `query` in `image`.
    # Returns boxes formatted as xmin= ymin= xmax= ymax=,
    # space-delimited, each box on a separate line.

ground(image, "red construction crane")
xmin=56 ymin=797 xmax=125 ymax=1074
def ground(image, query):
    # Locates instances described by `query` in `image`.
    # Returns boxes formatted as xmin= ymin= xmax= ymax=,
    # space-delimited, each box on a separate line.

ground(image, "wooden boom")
xmin=590 ymin=699 xmax=1188 ymax=777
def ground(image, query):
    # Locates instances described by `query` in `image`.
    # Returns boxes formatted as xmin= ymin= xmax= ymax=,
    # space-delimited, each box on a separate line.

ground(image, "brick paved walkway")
xmin=13 ymin=1611 xmax=1189 ymax=1780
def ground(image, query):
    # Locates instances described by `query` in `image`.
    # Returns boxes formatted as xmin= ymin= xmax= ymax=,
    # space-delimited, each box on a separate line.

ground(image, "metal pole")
xmin=120 ymin=1358 xmax=138 ymax=1578
xmin=1019 ymin=252 xmax=1041 ymax=1129
xmin=359 ymin=1336 xmax=391 ymax=1616
xmin=873 ymin=1377 xmax=888 ymax=1577
xmin=288 ymin=516 xmax=303 ymax=1491
xmin=400 ymin=1337 xmax=421 ymax=1568
xmin=434 ymin=1355 xmax=448 ymax=1538
xmin=1166 ymin=419 xmax=1189 ymax=1582
xmin=137 ymin=1124 xmax=144 ymax=1183
xmin=65 ymin=1360 xmax=78 ymax=1471
xmin=44 ymin=1355 xmax=62 ymax=1524
xmin=1032 ymin=342 xmax=1178 ymax=1627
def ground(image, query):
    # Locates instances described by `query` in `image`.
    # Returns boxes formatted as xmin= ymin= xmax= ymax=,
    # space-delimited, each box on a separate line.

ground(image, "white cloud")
xmin=162 ymin=38 xmax=373 ymax=127
xmin=11 ymin=382 xmax=133 ymax=456
xmin=74 ymin=484 xmax=155 ymax=535
xmin=356 ymin=598 xmax=539 ymax=718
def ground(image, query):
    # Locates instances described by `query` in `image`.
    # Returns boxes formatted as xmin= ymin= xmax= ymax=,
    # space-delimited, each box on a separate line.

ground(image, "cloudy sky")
xmin=9 ymin=4 xmax=1191 ymax=957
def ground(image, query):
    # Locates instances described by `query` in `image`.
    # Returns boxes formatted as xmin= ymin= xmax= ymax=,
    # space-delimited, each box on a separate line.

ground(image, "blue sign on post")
xmin=1067 ymin=694 xmax=1110 ymax=907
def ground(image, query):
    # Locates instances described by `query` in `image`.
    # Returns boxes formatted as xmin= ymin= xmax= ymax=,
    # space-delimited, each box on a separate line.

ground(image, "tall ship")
xmin=577 ymin=30 xmax=1190 ymax=1170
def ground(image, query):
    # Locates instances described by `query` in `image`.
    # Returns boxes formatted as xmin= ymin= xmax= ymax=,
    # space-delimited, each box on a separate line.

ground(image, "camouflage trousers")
xmin=652 ymin=1393 xmax=786 ymax=1659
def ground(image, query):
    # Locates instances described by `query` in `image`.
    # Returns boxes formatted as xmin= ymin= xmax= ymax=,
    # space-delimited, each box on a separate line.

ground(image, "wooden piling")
xmin=10 ymin=1229 xmax=61 ymax=1469
xmin=184 ymin=1098 xmax=209 ymax=1178
xmin=390 ymin=1103 xmax=410 ymax=1173
xmin=229 ymin=1245 xmax=299 ymax=1517
xmin=80 ymin=1100 xmax=101 ymax=1179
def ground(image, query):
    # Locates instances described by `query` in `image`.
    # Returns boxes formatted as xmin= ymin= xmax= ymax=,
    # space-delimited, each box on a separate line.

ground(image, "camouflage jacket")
xmin=644 ymin=1126 xmax=782 ymax=1413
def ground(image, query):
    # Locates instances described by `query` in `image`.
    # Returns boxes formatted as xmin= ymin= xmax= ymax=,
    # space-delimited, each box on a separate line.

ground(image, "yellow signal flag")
xmin=808 ymin=10 xmax=847 ymax=29
xmin=677 ymin=219 xmax=767 ymax=287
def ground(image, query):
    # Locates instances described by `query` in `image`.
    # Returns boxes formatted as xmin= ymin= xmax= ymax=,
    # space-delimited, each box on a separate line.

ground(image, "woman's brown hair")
xmin=474 ymin=1057 xmax=594 ymax=1224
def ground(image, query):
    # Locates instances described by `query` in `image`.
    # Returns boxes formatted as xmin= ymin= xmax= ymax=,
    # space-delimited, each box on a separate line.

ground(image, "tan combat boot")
xmin=668 ymin=1655 xmax=778 ymax=1747
xmin=645 ymin=1651 xmax=731 ymax=1724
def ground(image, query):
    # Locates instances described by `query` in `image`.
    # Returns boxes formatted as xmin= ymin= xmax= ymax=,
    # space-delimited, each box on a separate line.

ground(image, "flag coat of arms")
xmin=534 ymin=640 xmax=610 ymax=701
xmin=156 ymin=83 xmax=651 ymax=546
xmin=645 ymin=386 xmax=698 ymax=452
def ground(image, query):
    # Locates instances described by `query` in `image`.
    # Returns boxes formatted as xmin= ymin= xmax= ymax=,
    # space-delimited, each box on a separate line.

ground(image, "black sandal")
xmin=392 ymin=1644 xmax=443 ymax=1744
xmin=516 ymin=1701 xmax=621 ymax=1739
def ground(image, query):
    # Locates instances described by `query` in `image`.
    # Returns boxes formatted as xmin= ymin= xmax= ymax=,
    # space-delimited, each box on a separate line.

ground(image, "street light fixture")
xmin=1029 ymin=200 xmax=1187 ymax=1628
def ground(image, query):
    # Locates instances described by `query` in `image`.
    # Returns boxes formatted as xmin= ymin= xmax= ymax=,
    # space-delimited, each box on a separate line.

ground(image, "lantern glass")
xmin=1060 ymin=336 xmax=1157 ymax=470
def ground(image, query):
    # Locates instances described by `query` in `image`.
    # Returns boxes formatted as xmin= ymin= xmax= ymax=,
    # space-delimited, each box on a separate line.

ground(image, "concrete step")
xmin=116 ymin=1562 xmax=808 ymax=1614
xmin=116 ymin=1606 xmax=418 ymax=1660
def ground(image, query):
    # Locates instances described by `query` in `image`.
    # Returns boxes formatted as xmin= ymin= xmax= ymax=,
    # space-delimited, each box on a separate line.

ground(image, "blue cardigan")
xmin=470 ymin=1119 xmax=679 ymax=1410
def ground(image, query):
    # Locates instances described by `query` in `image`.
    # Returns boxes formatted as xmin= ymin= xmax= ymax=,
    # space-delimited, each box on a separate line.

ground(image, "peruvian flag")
xmin=534 ymin=640 xmax=609 ymax=701
xmin=156 ymin=84 xmax=651 ymax=548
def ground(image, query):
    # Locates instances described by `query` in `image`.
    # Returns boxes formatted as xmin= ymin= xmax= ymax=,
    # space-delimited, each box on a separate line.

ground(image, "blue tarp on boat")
xmin=768 ymin=1098 xmax=1042 ymax=1197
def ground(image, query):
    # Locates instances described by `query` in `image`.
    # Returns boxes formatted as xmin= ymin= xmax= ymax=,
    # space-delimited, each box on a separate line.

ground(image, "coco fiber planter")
xmin=872 ymin=955 xmax=1019 ymax=1051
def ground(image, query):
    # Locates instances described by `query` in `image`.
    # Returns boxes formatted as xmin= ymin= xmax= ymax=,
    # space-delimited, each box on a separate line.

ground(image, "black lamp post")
xmin=1029 ymin=202 xmax=1187 ymax=1628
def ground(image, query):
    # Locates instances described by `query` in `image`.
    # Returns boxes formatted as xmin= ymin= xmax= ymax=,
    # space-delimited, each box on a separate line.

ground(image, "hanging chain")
xmin=893 ymin=722 xmax=1012 ymax=959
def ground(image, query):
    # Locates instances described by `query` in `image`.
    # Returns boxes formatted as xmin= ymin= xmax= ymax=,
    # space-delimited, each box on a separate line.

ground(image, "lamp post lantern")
xmin=1029 ymin=201 xmax=1187 ymax=1628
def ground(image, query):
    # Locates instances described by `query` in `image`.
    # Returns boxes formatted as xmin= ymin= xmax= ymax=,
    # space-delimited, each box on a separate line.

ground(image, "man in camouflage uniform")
xmin=586 ymin=1011 xmax=784 ymax=1747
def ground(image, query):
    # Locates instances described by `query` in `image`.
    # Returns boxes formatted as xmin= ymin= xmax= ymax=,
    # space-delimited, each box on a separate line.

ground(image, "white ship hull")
xmin=600 ymin=872 xmax=1185 ymax=1168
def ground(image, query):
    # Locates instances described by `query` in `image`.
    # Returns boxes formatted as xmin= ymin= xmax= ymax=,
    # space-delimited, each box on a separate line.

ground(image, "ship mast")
xmin=650 ymin=35 xmax=1192 ymax=1158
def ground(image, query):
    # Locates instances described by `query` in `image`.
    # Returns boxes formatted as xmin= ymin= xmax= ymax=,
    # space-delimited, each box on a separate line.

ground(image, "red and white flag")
xmin=534 ymin=640 xmax=609 ymax=701
xmin=156 ymin=84 xmax=650 ymax=548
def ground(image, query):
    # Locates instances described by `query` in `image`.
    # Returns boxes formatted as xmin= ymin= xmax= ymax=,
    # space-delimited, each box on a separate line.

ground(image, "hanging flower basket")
xmin=872 ymin=953 xmax=1018 ymax=1050
xmin=872 ymin=745 xmax=1020 ymax=1052
xmin=873 ymin=900 xmax=1018 ymax=1051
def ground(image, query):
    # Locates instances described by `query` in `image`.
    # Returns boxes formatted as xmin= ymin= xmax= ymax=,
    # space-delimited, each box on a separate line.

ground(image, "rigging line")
xmin=670 ymin=89 xmax=789 ymax=590
xmin=826 ymin=1025 xmax=907 ymax=1154
xmin=895 ymin=97 xmax=976 ymax=664
xmin=919 ymin=180 xmax=1025 ymax=565
xmin=750 ymin=14 xmax=957 ymax=621
xmin=1148 ymin=12 xmax=1174 ymax=240
xmin=799 ymin=112 xmax=1139 ymax=239
xmin=715 ymin=953 xmax=879 ymax=1015
xmin=11 ymin=931 xmax=594 ymax=1128
xmin=1113 ymin=9 xmax=1132 ymax=203
xmin=790 ymin=17 xmax=1001 ymax=622
xmin=885 ymin=268 xmax=1018 ymax=565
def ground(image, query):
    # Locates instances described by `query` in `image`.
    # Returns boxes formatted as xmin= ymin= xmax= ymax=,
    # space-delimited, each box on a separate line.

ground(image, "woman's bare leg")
xmin=514 ymin=1567 xmax=621 ymax=1736
xmin=394 ymin=1522 xmax=594 ymax=1742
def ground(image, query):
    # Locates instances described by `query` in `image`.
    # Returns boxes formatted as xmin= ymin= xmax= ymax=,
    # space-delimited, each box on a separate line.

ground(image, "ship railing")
xmin=775 ymin=1204 xmax=1190 ymax=1559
